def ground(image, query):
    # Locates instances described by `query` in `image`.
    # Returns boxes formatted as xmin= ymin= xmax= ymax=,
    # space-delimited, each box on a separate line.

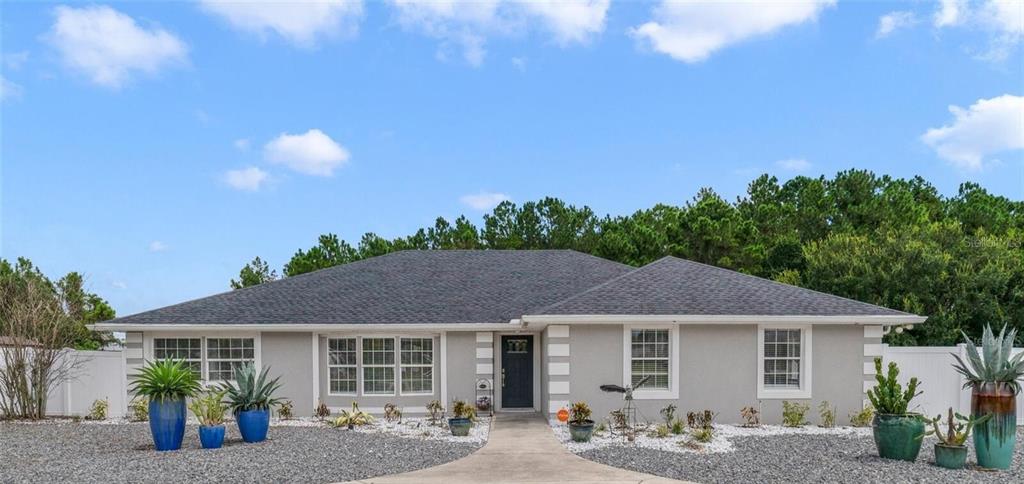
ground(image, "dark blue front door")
xmin=501 ymin=335 xmax=533 ymax=408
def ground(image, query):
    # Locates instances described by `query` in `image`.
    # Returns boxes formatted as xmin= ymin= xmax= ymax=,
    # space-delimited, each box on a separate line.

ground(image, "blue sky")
xmin=2 ymin=1 xmax=1022 ymax=316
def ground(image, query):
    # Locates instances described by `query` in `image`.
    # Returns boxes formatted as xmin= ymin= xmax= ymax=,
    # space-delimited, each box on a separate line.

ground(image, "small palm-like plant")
xmin=951 ymin=324 xmax=1024 ymax=394
xmin=219 ymin=363 xmax=284 ymax=414
xmin=129 ymin=359 xmax=201 ymax=402
xmin=867 ymin=357 xmax=921 ymax=414
xmin=189 ymin=389 xmax=227 ymax=426
xmin=923 ymin=407 xmax=990 ymax=446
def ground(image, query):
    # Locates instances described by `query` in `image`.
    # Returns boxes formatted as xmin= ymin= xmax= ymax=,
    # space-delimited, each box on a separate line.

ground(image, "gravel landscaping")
xmin=0 ymin=419 xmax=485 ymax=484
xmin=573 ymin=428 xmax=1024 ymax=484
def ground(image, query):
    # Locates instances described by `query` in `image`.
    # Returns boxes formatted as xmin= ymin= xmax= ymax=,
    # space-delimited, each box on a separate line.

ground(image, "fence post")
xmin=955 ymin=344 xmax=971 ymax=416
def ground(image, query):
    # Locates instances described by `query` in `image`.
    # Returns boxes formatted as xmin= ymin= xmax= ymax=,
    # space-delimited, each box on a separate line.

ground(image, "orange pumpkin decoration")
xmin=556 ymin=408 xmax=569 ymax=423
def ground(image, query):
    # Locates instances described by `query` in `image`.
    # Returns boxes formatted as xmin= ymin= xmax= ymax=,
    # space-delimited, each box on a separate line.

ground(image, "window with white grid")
xmin=328 ymin=338 xmax=357 ymax=394
xmin=153 ymin=338 xmax=202 ymax=377
xmin=763 ymin=329 xmax=802 ymax=388
xmin=400 ymin=338 xmax=433 ymax=394
xmin=362 ymin=338 xmax=395 ymax=394
xmin=630 ymin=329 xmax=670 ymax=389
xmin=206 ymin=338 xmax=255 ymax=381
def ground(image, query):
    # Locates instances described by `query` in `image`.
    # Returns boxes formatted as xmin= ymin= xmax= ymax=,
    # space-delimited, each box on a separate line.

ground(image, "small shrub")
xmin=129 ymin=397 xmax=149 ymax=422
xmin=451 ymin=399 xmax=474 ymax=420
xmin=670 ymin=418 xmax=685 ymax=435
xmin=426 ymin=400 xmax=445 ymax=425
xmin=87 ymin=398 xmax=108 ymax=421
xmin=277 ymin=400 xmax=294 ymax=420
xmin=686 ymin=410 xmax=715 ymax=430
xmin=691 ymin=427 xmax=714 ymax=443
xmin=740 ymin=405 xmax=760 ymax=427
xmin=848 ymin=405 xmax=874 ymax=427
xmin=314 ymin=400 xmax=331 ymax=421
xmin=650 ymin=423 xmax=670 ymax=438
xmin=782 ymin=401 xmax=810 ymax=427
xmin=818 ymin=400 xmax=836 ymax=428
xmin=189 ymin=390 xmax=227 ymax=426
xmin=568 ymin=401 xmax=592 ymax=425
xmin=331 ymin=401 xmax=373 ymax=428
xmin=660 ymin=404 xmax=677 ymax=426
xmin=384 ymin=403 xmax=402 ymax=423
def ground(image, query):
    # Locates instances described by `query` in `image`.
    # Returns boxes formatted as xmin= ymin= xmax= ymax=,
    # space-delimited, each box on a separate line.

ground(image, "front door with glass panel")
xmin=500 ymin=335 xmax=533 ymax=408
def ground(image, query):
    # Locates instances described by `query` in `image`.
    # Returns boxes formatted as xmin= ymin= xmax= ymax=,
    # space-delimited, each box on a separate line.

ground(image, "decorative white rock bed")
xmin=550 ymin=419 xmax=871 ymax=454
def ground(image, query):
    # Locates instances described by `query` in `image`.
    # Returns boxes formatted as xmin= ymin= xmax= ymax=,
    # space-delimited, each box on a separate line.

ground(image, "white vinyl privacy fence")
xmin=0 ymin=349 xmax=127 ymax=418
xmin=882 ymin=345 xmax=1024 ymax=425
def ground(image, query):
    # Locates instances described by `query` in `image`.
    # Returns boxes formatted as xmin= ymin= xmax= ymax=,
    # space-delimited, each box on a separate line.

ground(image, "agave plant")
xmin=951 ymin=324 xmax=1024 ymax=394
xmin=218 ymin=363 xmax=284 ymax=414
xmin=129 ymin=359 xmax=201 ymax=401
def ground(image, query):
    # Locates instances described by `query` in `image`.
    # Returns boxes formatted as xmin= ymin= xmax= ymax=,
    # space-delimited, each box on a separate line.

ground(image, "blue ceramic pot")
xmin=237 ymin=409 xmax=270 ymax=443
xmin=149 ymin=398 xmax=186 ymax=451
xmin=198 ymin=425 xmax=226 ymax=449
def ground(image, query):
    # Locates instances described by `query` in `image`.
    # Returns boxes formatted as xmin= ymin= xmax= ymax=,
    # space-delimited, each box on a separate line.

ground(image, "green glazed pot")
xmin=933 ymin=443 xmax=967 ymax=470
xmin=872 ymin=414 xmax=925 ymax=461
xmin=972 ymin=383 xmax=1017 ymax=470
xmin=448 ymin=417 xmax=472 ymax=437
xmin=569 ymin=421 xmax=595 ymax=442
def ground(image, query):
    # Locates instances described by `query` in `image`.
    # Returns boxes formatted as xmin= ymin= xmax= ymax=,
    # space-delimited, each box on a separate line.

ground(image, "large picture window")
xmin=206 ymin=338 xmax=255 ymax=381
xmin=630 ymin=329 xmax=669 ymax=389
xmin=328 ymin=338 xmax=357 ymax=395
xmin=757 ymin=325 xmax=812 ymax=399
xmin=153 ymin=338 xmax=202 ymax=376
xmin=400 ymin=338 xmax=433 ymax=394
xmin=362 ymin=338 xmax=395 ymax=395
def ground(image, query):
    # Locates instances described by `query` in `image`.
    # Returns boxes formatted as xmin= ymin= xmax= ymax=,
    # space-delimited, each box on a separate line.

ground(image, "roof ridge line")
xmin=528 ymin=257 xmax=671 ymax=314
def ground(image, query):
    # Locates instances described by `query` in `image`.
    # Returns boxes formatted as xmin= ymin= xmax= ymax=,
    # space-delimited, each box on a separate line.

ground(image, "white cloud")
xmin=224 ymin=166 xmax=270 ymax=191
xmin=234 ymin=138 xmax=251 ymax=151
xmin=921 ymin=94 xmax=1024 ymax=170
xmin=46 ymin=5 xmax=187 ymax=88
xmin=775 ymin=158 xmax=812 ymax=172
xmin=264 ymin=129 xmax=350 ymax=176
xmin=149 ymin=241 xmax=169 ymax=252
xmin=876 ymin=11 xmax=918 ymax=38
xmin=389 ymin=0 xmax=608 ymax=66
xmin=930 ymin=0 xmax=1022 ymax=61
xmin=630 ymin=0 xmax=835 ymax=63
xmin=200 ymin=0 xmax=364 ymax=48
xmin=112 ymin=281 xmax=128 ymax=290
xmin=935 ymin=0 xmax=965 ymax=27
xmin=0 ymin=76 xmax=23 ymax=101
xmin=460 ymin=191 xmax=510 ymax=211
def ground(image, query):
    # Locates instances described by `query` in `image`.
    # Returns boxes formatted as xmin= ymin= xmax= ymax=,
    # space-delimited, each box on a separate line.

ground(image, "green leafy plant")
xmin=849 ymin=405 xmax=874 ymax=427
xmin=189 ymin=389 xmax=227 ymax=427
xmin=650 ymin=423 xmax=670 ymax=438
xmin=314 ymin=400 xmax=330 ymax=421
xmin=670 ymin=418 xmax=685 ymax=435
xmin=87 ymin=398 xmax=108 ymax=420
xmin=867 ymin=357 xmax=921 ymax=414
xmin=660 ymin=404 xmax=677 ymax=426
xmin=568 ymin=401 xmax=593 ymax=425
xmin=426 ymin=400 xmax=445 ymax=425
xmin=129 ymin=359 xmax=201 ymax=402
xmin=740 ymin=406 xmax=760 ymax=427
xmin=818 ymin=400 xmax=837 ymax=428
xmin=331 ymin=401 xmax=373 ymax=428
xmin=782 ymin=401 xmax=810 ymax=427
xmin=952 ymin=324 xmax=1024 ymax=394
xmin=129 ymin=397 xmax=149 ymax=422
xmin=451 ymin=399 xmax=475 ymax=420
xmin=691 ymin=427 xmax=714 ymax=443
xmin=277 ymin=400 xmax=293 ymax=420
xmin=219 ymin=363 xmax=284 ymax=414
xmin=595 ymin=422 xmax=607 ymax=433
xmin=922 ymin=407 xmax=991 ymax=446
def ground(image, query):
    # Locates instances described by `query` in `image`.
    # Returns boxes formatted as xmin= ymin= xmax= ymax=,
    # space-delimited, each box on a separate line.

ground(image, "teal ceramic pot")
xmin=569 ymin=421 xmax=595 ymax=442
xmin=448 ymin=417 xmax=472 ymax=436
xmin=972 ymin=382 xmax=1017 ymax=470
xmin=872 ymin=414 xmax=925 ymax=461
xmin=933 ymin=443 xmax=967 ymax=470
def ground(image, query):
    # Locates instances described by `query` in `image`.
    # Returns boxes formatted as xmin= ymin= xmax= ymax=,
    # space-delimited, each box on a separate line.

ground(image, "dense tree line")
xmin=232 ymin=170 xmax=1023 ymax=346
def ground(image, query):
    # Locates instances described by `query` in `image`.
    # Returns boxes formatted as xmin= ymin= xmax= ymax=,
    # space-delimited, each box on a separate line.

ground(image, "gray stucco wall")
xmin=566 ymin=324 xmax=865 ymax=425
xmin=446 ymin=331 xmax=478 ymax=407
xmin=261 ymin=332 xmax=314 ymax=417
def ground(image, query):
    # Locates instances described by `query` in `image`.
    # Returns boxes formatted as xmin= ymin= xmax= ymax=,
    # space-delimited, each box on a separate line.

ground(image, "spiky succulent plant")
xmin=867 ymin=357 xmax=921 ymax=415
xmin=951 ymin=324 xmax=1024 ymax=394
xmin=218 ymin=363 xmax=284 ymax=413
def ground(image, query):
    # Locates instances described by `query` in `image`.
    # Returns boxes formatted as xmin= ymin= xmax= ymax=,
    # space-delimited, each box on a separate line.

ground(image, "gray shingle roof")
xmin=106 ymin=250 xmax=633 ymax=325
xmin=535 ymin=256 xmax=912 ymax=316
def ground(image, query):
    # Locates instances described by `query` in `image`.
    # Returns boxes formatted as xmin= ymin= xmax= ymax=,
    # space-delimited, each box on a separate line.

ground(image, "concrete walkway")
xmin=347 ymin=412 xmax=687 ymax=484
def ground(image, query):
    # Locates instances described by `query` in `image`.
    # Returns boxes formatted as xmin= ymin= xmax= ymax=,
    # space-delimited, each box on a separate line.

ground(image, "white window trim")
xmin=757 ymin=324 xmax=813 ymax=399
xmin=144 ymin=332 xmax=261 ymax=384
xmin=205 ymin=337 xmax=257 ymax=383
xmin=361 ymin=336 xmax=397 ymax=396
xmin=326 ymin=337 xmax=358 ymax=397
xmin=398 ymin=337 xmax=435 ymax=396
xmin=622 ymin=324 xmax=679 ymax=400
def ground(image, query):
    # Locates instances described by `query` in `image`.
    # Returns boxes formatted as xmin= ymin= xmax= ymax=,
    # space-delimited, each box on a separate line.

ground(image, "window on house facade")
xmin=206 ymin=338 xmax=255 ymax=381
xmin=762 ymin=328 xmax=802 ymax=388
xmin=152 ymin=338 xmax=202 ymax=376
xmin=630 ymin=329 xmax=670 ymax=389
xmin=362 ymin=337 xmax=395 ymax=394
xmin=328 ymin=338 xmax=357 ymax=394
xmin=400 ymin=337 xmax=433 ymax=394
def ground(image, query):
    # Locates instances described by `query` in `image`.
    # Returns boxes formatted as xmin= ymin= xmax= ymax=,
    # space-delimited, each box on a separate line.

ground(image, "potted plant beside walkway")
xmin=867 ymin=357 xmax=924 ymax=461
xmin=129 ymin=359 xmax=201 ymax=451
xmin=568 ymin=401 xmax=595 ymax=442
xmin=952 ymin=324 xmax=1024 ymax=470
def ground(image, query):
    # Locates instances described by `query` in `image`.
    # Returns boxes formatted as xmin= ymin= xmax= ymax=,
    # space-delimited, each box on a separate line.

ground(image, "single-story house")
xmin=94 ymin=250 xmax=925 ymax=424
